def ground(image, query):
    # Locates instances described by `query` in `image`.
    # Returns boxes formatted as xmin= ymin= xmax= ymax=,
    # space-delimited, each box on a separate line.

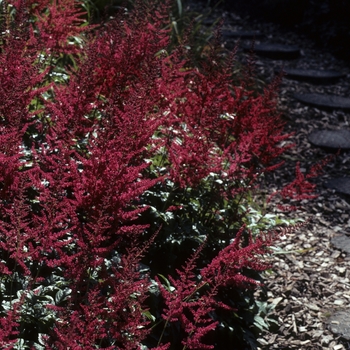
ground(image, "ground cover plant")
xmin=0 ymin=0 xmax=317 ymax=348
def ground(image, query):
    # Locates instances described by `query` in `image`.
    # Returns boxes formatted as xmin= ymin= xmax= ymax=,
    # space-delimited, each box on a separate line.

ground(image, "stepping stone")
xmin=293 ymin=93 xmax=350 ymax=111
xmin=201 ymin=18 xmax=215 ymax=26
xmin=275 ymin=68 xmax=346 ymax=84
xmin=222 ymin=30 xmax=264 ymax=40
xmin=327 ymin=309 xmax=350 ymax=341
xmin=242 ymin=43 xmax=300 ymax=60
xmin=331 ymin=235 xmax=350 ymax=255
xmin=308 ymin=129 xmax=350 ymax=150
xmin=325 ymin=177 xmax=350 ymax=196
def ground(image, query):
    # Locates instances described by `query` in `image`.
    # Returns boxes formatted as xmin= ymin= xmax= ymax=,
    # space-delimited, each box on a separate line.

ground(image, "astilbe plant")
xmin=0 ymin=0 xmax=315 ymax=348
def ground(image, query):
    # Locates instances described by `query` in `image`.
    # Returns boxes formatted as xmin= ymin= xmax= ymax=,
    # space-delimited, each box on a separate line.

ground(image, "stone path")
xmin=275 ymin=68 xmax=346 ymax=85
xmin=326 ymin=178 xmax=350 ymax=197
xmin=222 ymin=29 xmax=263 ymax=39
xmin=293 ymin=94 xmax=350 ymax=111
xmin=242 ymin=42 xmax=301 ymax=59
xmin=308 ymin=130 xmax=350 ymax=151
xmin=191 ymin=2 xmax=350 ymax=349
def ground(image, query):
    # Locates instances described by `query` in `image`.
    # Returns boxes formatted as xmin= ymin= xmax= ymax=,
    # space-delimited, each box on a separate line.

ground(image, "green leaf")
xmin=142 ymin=310 xmax=156 ymax=322
xmin=176 ymin=0 xmax=182 ymax=17
xmin=253 ymin=315 xmax=269 ymax=331
xmin=157 ymin=274 xmax=174 ymax=293
xmin=55 ymin=289 xmax=64 ymax=304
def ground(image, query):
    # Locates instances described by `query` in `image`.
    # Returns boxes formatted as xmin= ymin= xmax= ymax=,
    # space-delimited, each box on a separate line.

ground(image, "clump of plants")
xmin=0 ymin=0 xmax=316 ymax=348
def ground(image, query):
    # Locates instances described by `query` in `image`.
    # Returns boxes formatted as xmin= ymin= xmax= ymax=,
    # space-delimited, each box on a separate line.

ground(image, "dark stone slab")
xmin=308 ymin=129 xmax=350 ymax=150
xmin=328 ymin=309 xmax=350 ymax=341
xmin=201 ymin=18 xmax=215 ymax=26
xmin=275 ymin=68 xmax=346 ymax=84
xmin=222 ymin=30 xmax=264 ymax=40
xmin=331 ymin=235 xmax=350 ymax=255
xmin=242 ymin=43 xmax=300 ymax=59
xmin=293 ymin=93 xmax=350 ymax=111
xmin=325 ymin=177 xmax=350 ymax=196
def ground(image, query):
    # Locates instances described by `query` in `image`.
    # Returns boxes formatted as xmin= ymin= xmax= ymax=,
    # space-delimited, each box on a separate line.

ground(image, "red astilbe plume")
xmin=157 ymin=227 xmax=273 ymax=349
xmin=165 ymin=125 xmax=223 ymax=188
xmin=90 ymin=0 xmax=171 ymax=101
xmin=201 ymin=226 xmax=271 ymax=290
xmin=154 ymin=52 xmax=229 ymax=187
xmin=47 ymin=249 xmax=152 ymax=349
xmin=156 ymin=243 xmax=221 ymax=349
xmin=0 ymin=0 xmax=170 ymax=346
xmin=25 ymin=3 xmax=173 ymax=347
xmin=6 ymin=0 xmax=89 ymax=55
xmin=279 ymin=163 xmax=318 ymax=201
xmin=0 ymin=305 xmax=20 ymax=348
xmin=154 ymin=40 xmax=290 ymax=193
xmin=0 ymin=10 xmax=48 ymax=142
xmin=268 ymin=161 xmax=323 ymax=211
xmin=0 ymin=4 xmax=51 ymax=278
xmin=32 ymin=0 xmax=88 ymax=55
xmin=216 ymin=76 xmax=290 ymax=191
xmin=33 ymin=73 xmax=163 ymax=300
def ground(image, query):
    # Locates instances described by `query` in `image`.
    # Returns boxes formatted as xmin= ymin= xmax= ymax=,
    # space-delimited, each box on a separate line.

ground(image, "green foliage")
xmin=253 ymin=300 xmax=279 ymax=332
xmin=1 ymin=272 xmax=70 ymax=349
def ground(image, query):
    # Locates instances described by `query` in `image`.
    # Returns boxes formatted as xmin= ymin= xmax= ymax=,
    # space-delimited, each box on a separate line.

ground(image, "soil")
xmin=185 ymin=1 xmax=350 ymax=349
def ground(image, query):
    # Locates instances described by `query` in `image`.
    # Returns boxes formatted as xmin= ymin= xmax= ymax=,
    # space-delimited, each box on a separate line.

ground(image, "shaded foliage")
xmin=0 ymin=0 xmax=314 ymax=348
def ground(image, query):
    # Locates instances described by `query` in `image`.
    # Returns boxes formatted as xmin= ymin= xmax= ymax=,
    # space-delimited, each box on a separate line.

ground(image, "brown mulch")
xmin=185 ymin=1 xmax=350 ymax=349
